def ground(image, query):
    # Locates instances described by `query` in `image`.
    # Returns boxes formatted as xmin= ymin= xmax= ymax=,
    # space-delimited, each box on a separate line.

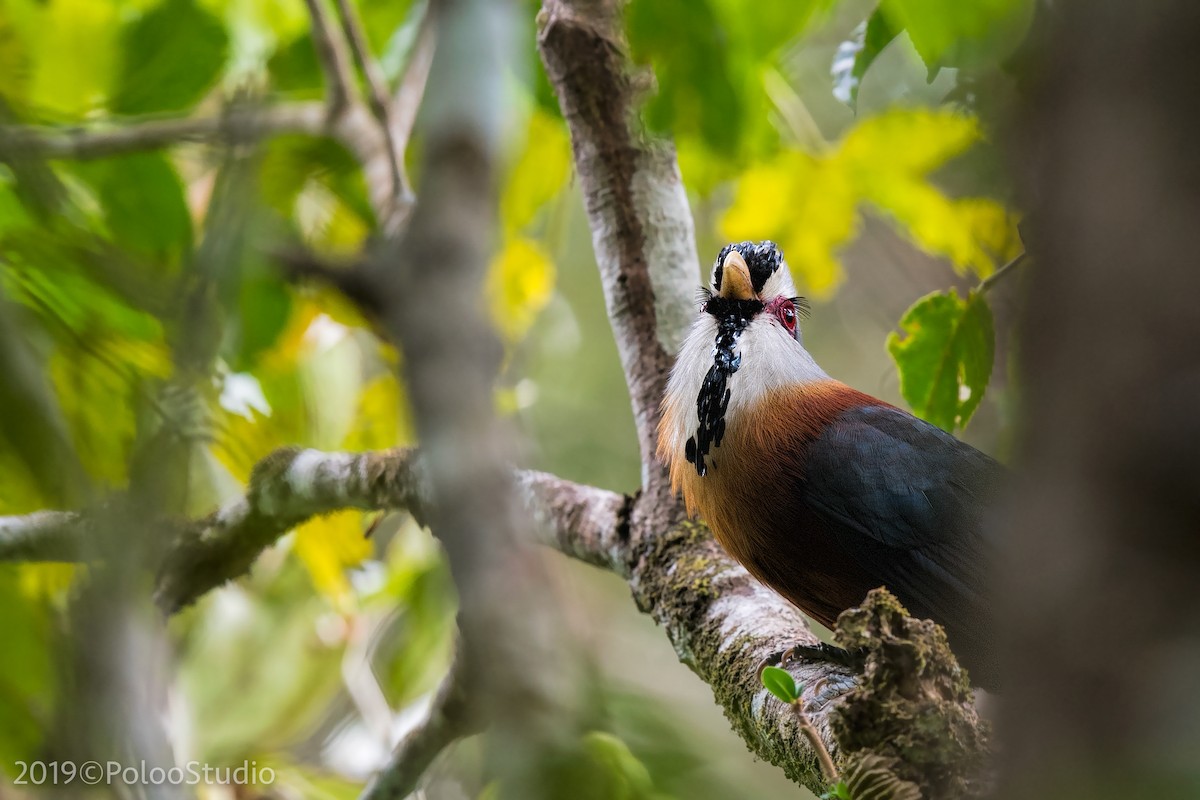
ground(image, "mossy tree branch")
xmin=0 ymin=444 xmax=987 ymax=797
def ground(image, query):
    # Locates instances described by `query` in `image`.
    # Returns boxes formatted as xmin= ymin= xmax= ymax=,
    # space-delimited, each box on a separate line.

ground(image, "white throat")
xmin=662 ymin=310 xmax=828 ymax=472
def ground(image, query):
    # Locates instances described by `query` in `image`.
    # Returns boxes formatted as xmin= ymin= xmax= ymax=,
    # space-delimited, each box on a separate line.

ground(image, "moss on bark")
xmin=831 ymin=588 xmax=991 ymax=799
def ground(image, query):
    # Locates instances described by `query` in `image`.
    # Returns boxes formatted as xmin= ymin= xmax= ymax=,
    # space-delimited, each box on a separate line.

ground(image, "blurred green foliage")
xmin=0 ymin=0 xmax=1029 ymax=795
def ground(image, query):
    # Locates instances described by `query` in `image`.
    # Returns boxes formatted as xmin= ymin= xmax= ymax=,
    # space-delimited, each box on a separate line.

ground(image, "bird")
xmin=657 ymin=240 xmax=1004 ymax=688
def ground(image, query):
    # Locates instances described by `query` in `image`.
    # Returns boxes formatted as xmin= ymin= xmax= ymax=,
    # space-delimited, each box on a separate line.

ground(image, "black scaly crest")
xmin=713 ymin=240 xmax=784 ymax=296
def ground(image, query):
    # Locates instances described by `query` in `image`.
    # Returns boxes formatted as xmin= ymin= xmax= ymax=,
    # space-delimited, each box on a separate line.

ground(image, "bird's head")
xmin=659 ymin=241 xmax=828 ymax=480
xmin=706 ymin=240 xmax=807 ymax=343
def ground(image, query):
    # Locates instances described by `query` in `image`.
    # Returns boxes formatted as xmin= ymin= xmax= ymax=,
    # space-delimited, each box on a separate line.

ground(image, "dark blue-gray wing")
xmin=802 ymin=405 xmax=1004 ymax=677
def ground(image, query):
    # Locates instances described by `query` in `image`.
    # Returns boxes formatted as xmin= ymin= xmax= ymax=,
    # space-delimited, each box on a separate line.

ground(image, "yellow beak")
xmin=719 ymin=250 xmax=756 ymax=301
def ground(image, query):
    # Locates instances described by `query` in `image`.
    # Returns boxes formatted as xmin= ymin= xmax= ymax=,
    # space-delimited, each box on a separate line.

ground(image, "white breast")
xmin=660 ymin=313 xmax=829 ymax=468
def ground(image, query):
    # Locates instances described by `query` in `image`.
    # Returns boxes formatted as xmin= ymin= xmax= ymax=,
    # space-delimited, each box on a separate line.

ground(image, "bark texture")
xmin=538 ymin=0 xmax=698 ymax=525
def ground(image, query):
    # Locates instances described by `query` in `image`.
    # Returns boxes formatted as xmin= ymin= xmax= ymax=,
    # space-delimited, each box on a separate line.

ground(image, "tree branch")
xmin=978 ymin=251 xmax=1027 ymax=293
xmin=0 ymin=447 xmax=849 ymax=793
xmin=391 ymin=9 xmax=437 ymax=160
xmin=0 ymin=510 xmax=83 ymax=561
xmin=536 ymin=3 xmax=987 ymax=796
xmin=299 ymin=0 xmax=413 ymax=231
xmin=537 ymin=0 xmax=700 ymax=517
xmin=331 ymin=0 xmax=406 ymax=203
xmin=516 ymin=468 xmax=632 ymax=575
xmin=0 ymin=0 xmax=990 ymax=792
xmin=303 ymin=0 xmax=359 ymax=115
xmin=360 ymin=642 xmax=480 ymax=800
xmin=0 ymin=436 xmax=985 ymax=796
xmin=0 ymin=99 xmax=406 ymax=233
xmin=0 ymin=103 xmax=330 ymax=160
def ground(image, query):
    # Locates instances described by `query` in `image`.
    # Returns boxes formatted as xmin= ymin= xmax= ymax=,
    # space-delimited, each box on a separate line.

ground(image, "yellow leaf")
xmin=720 ymin=107 xmax=1019 ymax=295
xmin=17 ymin=563 xmax=79 ymax=601
xmin=296 ymin=183 xmax=370 ymax=256
xmin=722 ymin=152 xmax=855 ymax=299
xmin=49 ymin=337 xmax=165 ymax=487
xmin=211 ymin=408 xmax=279 ymax=484
xmin=781 ymin=159 xmax=859 ymax=297
xmin=499 ymin=109 xmax=572 ymax=235
xmin=292 ymin=510 xmax=372 ymax=606
xmin=720 ymin=154 xmax=805 ymax=241
xmin=26 ymin=0 xmax=119 ymax=116
xmin=340 ymin=374 xmax=413 ymax=451
xmin=840 ymin=108 xmax=980 ymax=175
xmin=487 ymin=236 xmax=555 ymax=342
xmin=872 ymin=189 xmax=1020 ymax=278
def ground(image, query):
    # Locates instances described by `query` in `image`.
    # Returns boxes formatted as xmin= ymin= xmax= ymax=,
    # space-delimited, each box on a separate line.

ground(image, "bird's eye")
xmin=776 ymin=301 xmax=797 ymax=334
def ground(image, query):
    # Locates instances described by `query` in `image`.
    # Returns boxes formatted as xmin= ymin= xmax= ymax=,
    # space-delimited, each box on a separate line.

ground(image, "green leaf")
xmin=73 ymin=153 xmax=193 ymax=259
xmin=0 ymin=570 xmax=56 ymax=765
xmin=832 ymin=8 xmax=901 ymax=111
xmin=111 ymin=0 xmax=229 ymax=115
xmin=0 ymin=177 xmax=33 ymax=236
xmin=358 ymin=0 xmax=417 ymax=61
xmin=259 ymin=135 xmax=373 ymax=227
xmin=626 ymin=0 xmax=744 ymax=157
xmin=760 ymin=665 xmax=800 ymax=703
xmin=582 ymin=731 xmax=660 ymax=799
xmin=22 ymin=0 xmax=119 ymax=117
xmin=712 ymin=0 xmax=837 ymax=54
xmin=0 ymin=10 xmax=31 ymax=110
xmin=887 ymin=289 xmax=994 ymax=432
xmin=819 ymin=781 xmax=851 ymax=800
xmin=377 ymin=0 xmax=426 ymax=84
xmin=268 ymin=34 xmax=324 ymax=99
xmin=233 ymin=271 xmax=292 ymax=370
xmin=1 ymin=227 xmax=166 ymax=341
xmin=880 ymin=0 xmax=1035 ymax=77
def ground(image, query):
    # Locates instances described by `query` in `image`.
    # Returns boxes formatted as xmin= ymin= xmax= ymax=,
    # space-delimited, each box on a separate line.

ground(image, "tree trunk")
xmin=1002 ymin=2 xmax=1200 ymax=796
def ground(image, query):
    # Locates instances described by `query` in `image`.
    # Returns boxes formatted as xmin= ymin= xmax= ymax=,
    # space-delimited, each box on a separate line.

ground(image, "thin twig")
xmin=302 ymin=0 xmax=359 ymax=115
xmin=331 ymin=0 xmax=405 ymax=200
xmin=360 ymin=643 xmax=480 ymax=800
xmin=791 ymin=701 xmax=840 ymax=785
xmin=391 ymin=8 xmax=437 ymax=168
xmin=978 ymin=251 xmax=1027 ymax=293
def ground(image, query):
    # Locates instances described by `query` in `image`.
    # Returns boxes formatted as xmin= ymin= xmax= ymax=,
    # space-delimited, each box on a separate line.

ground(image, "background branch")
xmin=0 ymin=99 xmax=403 ymax=226
xmin=360 ymin=643 xmax=480 ymax=800
xmin=391 ymin=10 xmax=437 ymax=159
xmin=0 ymin=510 xmax=83 ymax=561
xmin=361 ymin=0 xmax=577 ymax=790
xmin=303 ymin=0 xmax=360 ymax=115
xmin=0 ymin=103 xmax=329 ymax=160
xmin=1001 ymin=0 xmax=1200 ymax=795
xmin=332 ymin=0 xmax=406 ymax=201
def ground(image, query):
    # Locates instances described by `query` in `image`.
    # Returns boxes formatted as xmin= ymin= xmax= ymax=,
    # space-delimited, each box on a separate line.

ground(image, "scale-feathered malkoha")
xmin=659 ymin=241 xmax=1003 ymax=687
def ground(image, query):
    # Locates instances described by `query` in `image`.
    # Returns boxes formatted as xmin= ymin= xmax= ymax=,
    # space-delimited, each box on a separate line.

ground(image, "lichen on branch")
xmin=831 ymin=588 xmax=991 ymax=799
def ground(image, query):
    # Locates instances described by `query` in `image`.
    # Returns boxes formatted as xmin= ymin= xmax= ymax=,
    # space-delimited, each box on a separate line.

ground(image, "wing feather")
xmin=801 ymin=405 xmax=1004 ymax=683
